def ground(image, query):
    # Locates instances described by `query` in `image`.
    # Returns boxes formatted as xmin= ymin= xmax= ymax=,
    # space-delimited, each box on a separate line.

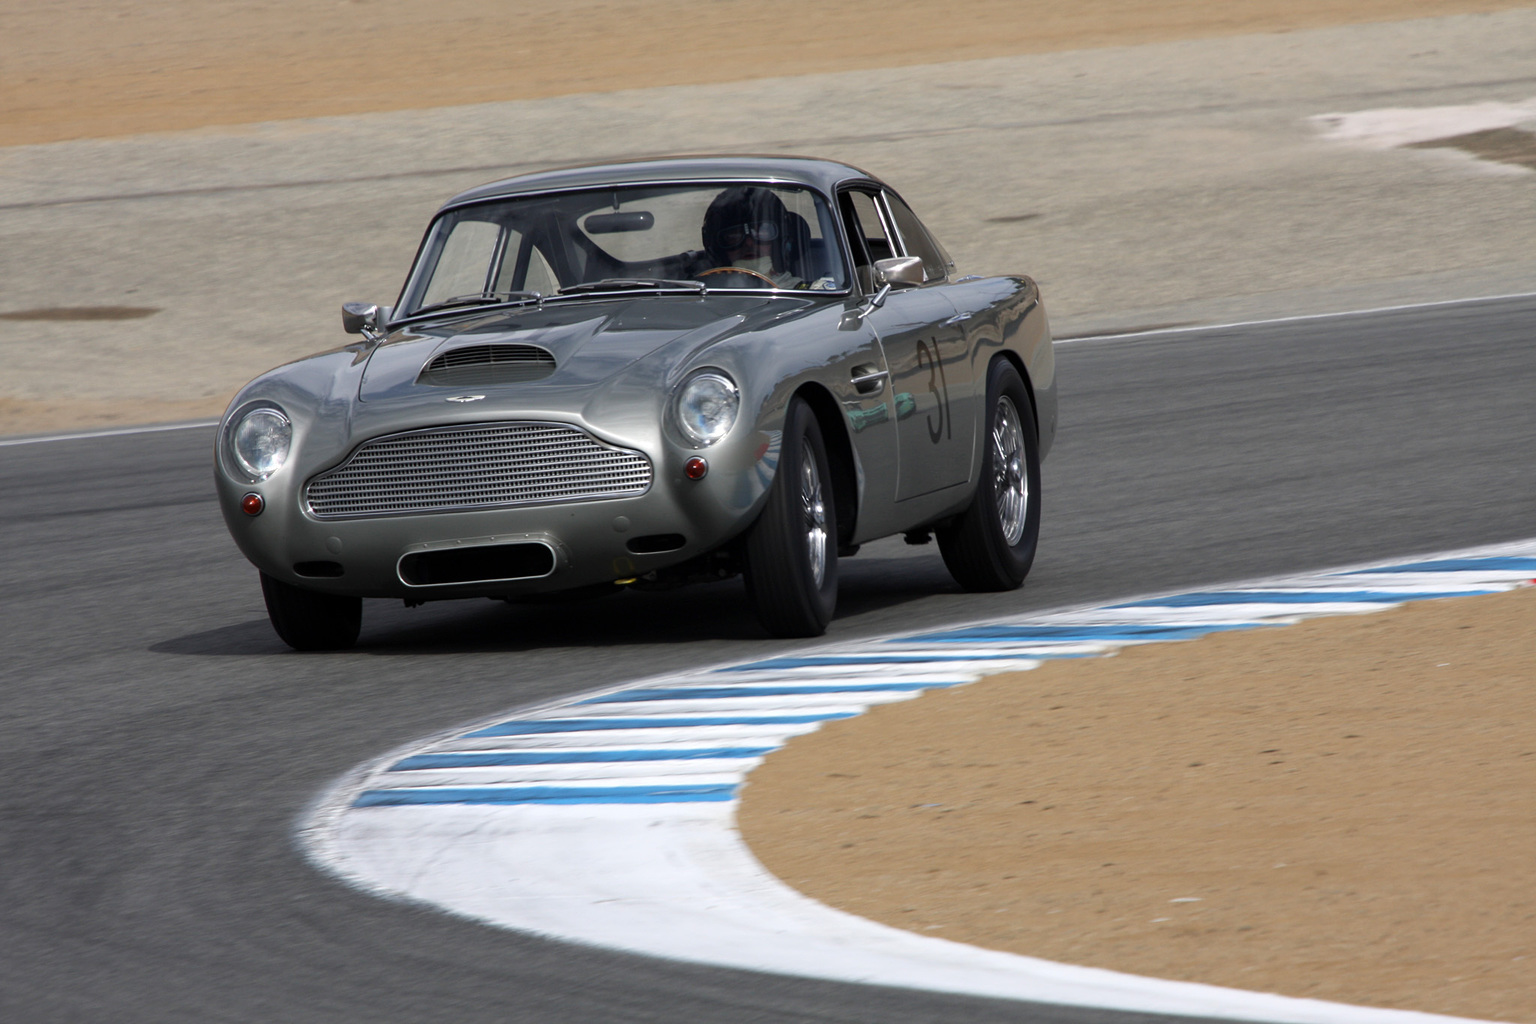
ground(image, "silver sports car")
xmin=215 ymin=156 xmax=1056 ymax=648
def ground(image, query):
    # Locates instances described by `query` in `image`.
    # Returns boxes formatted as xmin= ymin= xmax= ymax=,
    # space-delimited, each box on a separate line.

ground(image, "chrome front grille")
xmin=305 ymin=421 xmax=652 ymax=519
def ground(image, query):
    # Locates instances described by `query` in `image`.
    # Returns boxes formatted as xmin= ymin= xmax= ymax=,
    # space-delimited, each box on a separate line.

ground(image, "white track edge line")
xmin=1053 ymin=289 xmax=1536 ymax=345
xmin=0 ymin=418 xmax=218 ymax=447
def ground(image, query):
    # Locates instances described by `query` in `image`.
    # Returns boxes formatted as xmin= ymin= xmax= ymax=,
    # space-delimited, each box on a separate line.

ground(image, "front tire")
xmin=260 ymin=572 xmax=362 ymax=651
xmin=937 ymin=358 xmax=1041 ymax=591
xmin=742 ymin=397 xmax=838 ymax=637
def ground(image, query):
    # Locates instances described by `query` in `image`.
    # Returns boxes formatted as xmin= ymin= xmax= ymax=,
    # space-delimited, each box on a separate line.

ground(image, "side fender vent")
xmin=418 ymin=344 xmax=556 ymax=387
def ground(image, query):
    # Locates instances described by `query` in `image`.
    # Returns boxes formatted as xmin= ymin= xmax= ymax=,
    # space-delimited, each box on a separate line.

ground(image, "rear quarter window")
xmin=884 ymin=193 xmax=950 ymax=282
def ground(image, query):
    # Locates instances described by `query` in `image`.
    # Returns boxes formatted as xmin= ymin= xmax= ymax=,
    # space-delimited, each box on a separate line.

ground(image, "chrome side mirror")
xmin=874 ymin=256 xmax=926 ymax=287
xmin=841 ymin=283 xmax=892 ymax=329
xmin=840 ymin=257 xmax=923 ymax=328
xmin=341 ymin=302 xmax=377 ymax=334
xmin=342 ymin=302 xmax=389 ymax=340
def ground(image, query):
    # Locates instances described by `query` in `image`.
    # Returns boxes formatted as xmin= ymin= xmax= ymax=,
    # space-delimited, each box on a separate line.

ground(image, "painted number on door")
xmin=915 ymin=338 xmax=951 ymax=444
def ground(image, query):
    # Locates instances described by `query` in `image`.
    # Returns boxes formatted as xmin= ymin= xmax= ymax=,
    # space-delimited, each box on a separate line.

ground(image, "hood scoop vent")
xmin=418 ymin=344 xmax=556 ymax=387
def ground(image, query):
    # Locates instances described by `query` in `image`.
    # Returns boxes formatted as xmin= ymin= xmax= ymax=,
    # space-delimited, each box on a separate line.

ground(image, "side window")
xmin=522 ymin=246 xmax=559 ymax=294
xmin=840 ymin=189 xmax=894 ymax=291
xmin=846 ymin=190 xmax=894 ymax=262
xmin=419 ymin=219 xmax=499 ymax=305
xmin=884 ymin=192 xmax=950 ymax=282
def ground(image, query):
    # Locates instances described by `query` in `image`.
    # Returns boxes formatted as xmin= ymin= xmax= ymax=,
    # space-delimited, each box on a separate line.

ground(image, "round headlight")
xmin=675 ymin=372 xmax=740 ymax=448
xmin=231 ymin=407 xmax=292 ymax=480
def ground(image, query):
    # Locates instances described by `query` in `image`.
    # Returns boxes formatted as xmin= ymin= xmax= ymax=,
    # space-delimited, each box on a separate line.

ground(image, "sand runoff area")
xmin=742 ymin=585 xmax=1536 ymax=1021
xmin=6 ymin=1 xmax=1532 ymax=1019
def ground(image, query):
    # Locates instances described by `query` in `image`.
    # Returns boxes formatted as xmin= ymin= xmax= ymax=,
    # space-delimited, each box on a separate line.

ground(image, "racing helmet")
xmin=701 ymin=186 xmax=791 ymax=270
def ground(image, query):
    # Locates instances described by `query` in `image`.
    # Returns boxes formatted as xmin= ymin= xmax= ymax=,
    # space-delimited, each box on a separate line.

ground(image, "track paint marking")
xmin=578 ymin=682 xmax=950 ymax=703
xmin=354 ymin=783 xmax=739 ymax=806
xmin=1055 ymin=290 xmax=1536 ymax=345
xmin=464 ymin=713 xmax=857 ymax=737
xmin=0 ymin=419 xmax=218 ymax=447
xmin=1341 ymin=556 xmax=1536 ymax=574
xmin=716 ymin=652 xmax=1086 ymax=671
xmin=1113 ymin=588 xmax=1494 ymax=607
xmin=388 ymin=748 xmax=775 ymax=770
xmin=896 ymin=622 xmax=1269 ymax=643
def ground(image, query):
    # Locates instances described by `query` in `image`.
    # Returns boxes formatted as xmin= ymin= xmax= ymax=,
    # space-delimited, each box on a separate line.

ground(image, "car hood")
xmin=356 ymin=295 xmax=815 ymax=403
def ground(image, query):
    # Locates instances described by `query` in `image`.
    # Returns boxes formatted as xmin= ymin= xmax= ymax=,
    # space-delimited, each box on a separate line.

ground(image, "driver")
xmin=698 ymin=187 xmax=804 ymax=288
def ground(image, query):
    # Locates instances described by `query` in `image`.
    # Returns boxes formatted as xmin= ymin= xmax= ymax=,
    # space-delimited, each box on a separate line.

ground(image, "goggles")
xmin=719 ymin=221 xmax=781 ymax=248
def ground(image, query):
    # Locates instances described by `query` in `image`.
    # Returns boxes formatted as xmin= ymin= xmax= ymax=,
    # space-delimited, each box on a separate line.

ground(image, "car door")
xmin=840 ymin=187 xmax=975 ymax=502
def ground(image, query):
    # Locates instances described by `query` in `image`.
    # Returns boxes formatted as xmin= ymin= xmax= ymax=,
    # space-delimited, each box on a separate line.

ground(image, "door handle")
xmin=944 ymin=312 xmax=973 ymax=325
xmin=850 ymin=365 xmax=889 ymax=394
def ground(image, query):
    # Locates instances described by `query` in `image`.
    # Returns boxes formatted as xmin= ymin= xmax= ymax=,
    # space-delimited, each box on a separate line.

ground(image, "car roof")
xmin=440 ymin=155 xmax=882 ymax=210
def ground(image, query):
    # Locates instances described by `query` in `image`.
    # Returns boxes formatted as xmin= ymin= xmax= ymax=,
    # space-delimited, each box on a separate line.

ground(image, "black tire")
xmin=937 ymin=358 xmax=1041 ymax=591
xmin=260 ymin=572 xmax=362 ymax=651
xmin=742 ymin=397 xmax=838 ymax=637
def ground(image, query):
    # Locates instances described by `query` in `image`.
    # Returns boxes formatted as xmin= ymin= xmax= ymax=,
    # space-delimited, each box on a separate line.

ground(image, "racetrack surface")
xmin=3 ymin=295 xmax=1533 ymax=1022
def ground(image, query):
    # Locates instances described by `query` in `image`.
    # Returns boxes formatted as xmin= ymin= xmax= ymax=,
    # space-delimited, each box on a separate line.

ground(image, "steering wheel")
xmin=696 ymin=266 xmax=779 ymax=286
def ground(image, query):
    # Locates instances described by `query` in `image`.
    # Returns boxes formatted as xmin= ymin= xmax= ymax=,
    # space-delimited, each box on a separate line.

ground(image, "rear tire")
xmin=260 ymin=572 xmax=362 ymax=651
xmin=742 ymin=397 xmax=838 ymax=637
xmin=937 ymin=358 xmax=1041 ymax=591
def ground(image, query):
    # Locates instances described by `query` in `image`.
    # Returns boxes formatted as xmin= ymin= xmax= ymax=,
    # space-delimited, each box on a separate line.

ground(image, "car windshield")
xmin=396 ymin=182 xmax=849 ymax=318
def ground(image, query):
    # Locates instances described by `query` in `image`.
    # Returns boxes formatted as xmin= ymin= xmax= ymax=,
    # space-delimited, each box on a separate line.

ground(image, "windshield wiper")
xmin=555 ymin=278 xmax=706 ymax=296
xmin=410 ymin=290 xmax=543 ymax=317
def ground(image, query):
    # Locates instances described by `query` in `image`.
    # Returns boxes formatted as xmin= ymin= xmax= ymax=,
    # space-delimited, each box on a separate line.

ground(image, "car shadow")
xmin=151 ymin=554 xmax=961 ymax=657
xmin=362 ymin=585 xmax=766 ymax=653
xmin=839 ymin=553 xmax=961 ymax=609
xmin=150 ymin=619 xmax=290 ymax=656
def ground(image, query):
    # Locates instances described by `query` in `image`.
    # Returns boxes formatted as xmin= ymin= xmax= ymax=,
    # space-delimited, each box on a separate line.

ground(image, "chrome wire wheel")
xmin=742 ymin=396 xmax=838 ymax=637
xmin=991 ymin=395 xmax=1029 ymax=547
xmin=937 ymin=358 xmax=1038 ymax=593
xmin=800 ymin=437 xmax=828 ymax=586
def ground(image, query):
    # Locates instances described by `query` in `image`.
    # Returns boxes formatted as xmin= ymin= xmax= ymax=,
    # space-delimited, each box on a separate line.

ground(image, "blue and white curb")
xmin=302 ymin=540 xmax=1536 ymax=1024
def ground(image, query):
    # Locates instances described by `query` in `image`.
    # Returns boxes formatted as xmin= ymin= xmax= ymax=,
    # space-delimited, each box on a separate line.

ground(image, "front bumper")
xmin=217 ymin=430 xmax=779 ymax=600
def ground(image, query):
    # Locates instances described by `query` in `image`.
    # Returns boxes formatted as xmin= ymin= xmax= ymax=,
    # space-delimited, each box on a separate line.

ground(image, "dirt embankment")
xmin=4 ymin=0 xmax=1532 ymax=147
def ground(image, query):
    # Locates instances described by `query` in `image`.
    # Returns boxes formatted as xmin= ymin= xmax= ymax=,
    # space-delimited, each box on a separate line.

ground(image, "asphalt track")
xmin=2 ymin=294 xmax=1533 ymax=1023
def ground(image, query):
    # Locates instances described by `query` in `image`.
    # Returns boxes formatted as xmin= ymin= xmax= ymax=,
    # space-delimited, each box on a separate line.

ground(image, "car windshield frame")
xmin=392 ymin=179 xmax=853 ymax=324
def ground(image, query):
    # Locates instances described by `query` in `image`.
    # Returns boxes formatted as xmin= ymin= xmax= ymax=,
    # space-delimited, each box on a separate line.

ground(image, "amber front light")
xmin=684 ymin=457 xmax=708 ymax=480
xmin=241 ymin=492 xmax=265 ymax=516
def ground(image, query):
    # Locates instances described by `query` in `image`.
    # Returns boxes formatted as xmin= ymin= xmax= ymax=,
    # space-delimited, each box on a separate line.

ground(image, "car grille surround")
xmin=417 ymin=344 xmax=557 ymax=387
xmin=304 ymin=421 xmax=653 ymax=519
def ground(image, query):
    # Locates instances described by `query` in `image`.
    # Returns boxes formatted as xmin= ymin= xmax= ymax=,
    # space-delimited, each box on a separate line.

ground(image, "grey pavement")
xmin=1 ymin=9 xmax=1534 ymax=412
